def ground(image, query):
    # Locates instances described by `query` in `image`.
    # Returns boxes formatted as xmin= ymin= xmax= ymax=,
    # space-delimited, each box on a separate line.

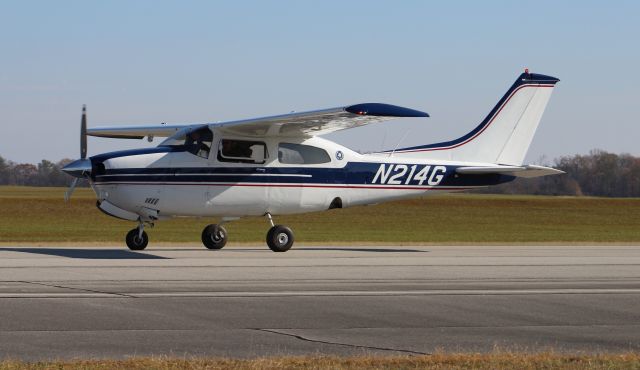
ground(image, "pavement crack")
xmin=19 ymin=281 xmax=135 ymax=298
xmin=253 ymin=328 xmax=430 ymax=355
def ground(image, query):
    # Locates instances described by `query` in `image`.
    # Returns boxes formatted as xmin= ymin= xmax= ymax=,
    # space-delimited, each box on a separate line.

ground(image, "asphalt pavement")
xmin=1 ymin=245 xmax=639 ymax=360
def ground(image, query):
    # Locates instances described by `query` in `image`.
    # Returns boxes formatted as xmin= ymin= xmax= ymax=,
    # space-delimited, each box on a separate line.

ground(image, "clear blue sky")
xmin=1 ymin=0 xmax=638 ymax=164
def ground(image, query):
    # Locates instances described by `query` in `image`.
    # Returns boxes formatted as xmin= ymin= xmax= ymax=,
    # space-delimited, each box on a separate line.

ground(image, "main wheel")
xmin=266 ymin=225 xmax=294 ymax=252
xmin=201 ymin=224 xmax=228 ymax=250
xmin=126 ymin=229 xmax=148 ymax=250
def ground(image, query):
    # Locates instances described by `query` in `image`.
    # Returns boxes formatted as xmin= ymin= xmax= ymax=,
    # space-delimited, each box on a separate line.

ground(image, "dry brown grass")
xmin=2 ymin=353 xmax=640 ymax=370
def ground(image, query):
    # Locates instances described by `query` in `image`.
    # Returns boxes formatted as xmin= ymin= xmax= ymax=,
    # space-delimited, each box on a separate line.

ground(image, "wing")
xmin=87 ymin=124 xmax=202 ymax=139
xmin=86 ymin=103 xmax=428 ymax=139
xmin=215 ymin=103 xmax=429 ymax=137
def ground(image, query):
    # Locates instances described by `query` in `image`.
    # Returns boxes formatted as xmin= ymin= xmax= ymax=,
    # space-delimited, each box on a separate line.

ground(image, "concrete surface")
xmin=0 ymin=245 xmax=639 ymax=360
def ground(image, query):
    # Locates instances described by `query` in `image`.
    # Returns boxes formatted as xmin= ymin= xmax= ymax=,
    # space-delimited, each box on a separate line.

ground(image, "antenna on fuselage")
xmin=380 ymin=128 xmax=388 ymax=153
xmin=388 ymin=130 xmax=410 ymax=157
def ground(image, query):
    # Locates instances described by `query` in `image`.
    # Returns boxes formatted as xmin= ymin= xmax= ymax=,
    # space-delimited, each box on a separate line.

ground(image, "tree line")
xmin=0 ymin=157 xmax=76 ymax=187
xmin=1 ymin=150 xmax=639 ymax=197
xmin=474 ymin=150 xmax=640 ymax=197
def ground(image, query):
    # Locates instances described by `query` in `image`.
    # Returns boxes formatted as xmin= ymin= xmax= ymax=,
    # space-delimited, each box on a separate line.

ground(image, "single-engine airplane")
xmin=63 ymin=70 xmax=562 ymax=252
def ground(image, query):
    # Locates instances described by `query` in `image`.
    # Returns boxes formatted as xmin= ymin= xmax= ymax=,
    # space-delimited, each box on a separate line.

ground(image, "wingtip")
xmin=345 ymin=103 xmax=429 ymax=118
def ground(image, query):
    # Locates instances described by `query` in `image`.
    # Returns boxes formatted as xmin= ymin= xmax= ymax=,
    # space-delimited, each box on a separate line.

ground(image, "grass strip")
xmin=1 ymin=186 xmax=639 ymax=244
xmin=2 ymin=353 xmax=640 ymax=369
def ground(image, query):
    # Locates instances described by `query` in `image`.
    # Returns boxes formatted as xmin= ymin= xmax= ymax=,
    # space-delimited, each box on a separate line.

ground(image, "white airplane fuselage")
xmin=91 ymin=133 xmax=505 ymax=222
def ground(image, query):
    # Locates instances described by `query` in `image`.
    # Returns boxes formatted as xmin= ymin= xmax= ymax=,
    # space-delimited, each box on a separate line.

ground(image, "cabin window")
xmin=278 ymin=143 xmax=331 ymax=164
xmin=160 ymin=126 xmax=213 ymax=159
xmin=218 ymin=139 xmax=268 ymax=164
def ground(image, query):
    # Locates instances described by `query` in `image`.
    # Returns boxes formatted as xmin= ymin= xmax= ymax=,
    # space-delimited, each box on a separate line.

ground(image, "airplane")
xmin=62 ymin=69 xmax=562 ymax=252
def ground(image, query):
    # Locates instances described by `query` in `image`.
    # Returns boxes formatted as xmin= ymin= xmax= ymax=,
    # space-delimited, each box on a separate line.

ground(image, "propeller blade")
xmin=81 ymin=105 xmax=87 ymax=159
xmin=64 ymin=178 xmax=79 ymax=203
xmin=63 ymin=106 xmax=89 ymax=202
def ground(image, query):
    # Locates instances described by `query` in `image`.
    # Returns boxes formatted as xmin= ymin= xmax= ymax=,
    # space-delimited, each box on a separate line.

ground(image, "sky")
xmin=1 ymin=0 xmax=638 ymax=164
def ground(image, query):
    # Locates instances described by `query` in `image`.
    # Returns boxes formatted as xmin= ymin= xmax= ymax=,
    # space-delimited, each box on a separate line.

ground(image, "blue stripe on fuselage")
xmin=94 ymin=162 xmax=514 ymax=188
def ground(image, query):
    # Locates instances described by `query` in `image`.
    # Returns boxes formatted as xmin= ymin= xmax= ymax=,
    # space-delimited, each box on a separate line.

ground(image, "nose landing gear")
xmin=126 ymin=220 xmax=149 ymax=250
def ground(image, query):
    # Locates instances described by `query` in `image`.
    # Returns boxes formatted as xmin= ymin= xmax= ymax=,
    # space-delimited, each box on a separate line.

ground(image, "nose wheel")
xmin=126 ymin=219 xmax=151 ymax=250
xmin=201 ymin=224 xmax=228 ymax=249
xmin=126 ymin=228 xmax=148 ymax=250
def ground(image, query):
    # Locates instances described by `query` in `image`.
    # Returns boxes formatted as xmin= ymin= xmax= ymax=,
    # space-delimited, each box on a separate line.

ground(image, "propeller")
xmin=64 ymin=178 xmax=79 ymax=203
xmin=63 ymin=105 xmax=91 ymax=202
xmin=81 ymin=104 xmax=87 ymax=159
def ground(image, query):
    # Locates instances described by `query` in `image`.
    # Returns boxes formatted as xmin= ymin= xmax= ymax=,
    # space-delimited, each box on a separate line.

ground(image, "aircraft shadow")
xmin=146 ymin=247 xmax=426 ymax=253
xmin=298 ymin=247 xmax=426 ymax=253
xmin=0 ymin=248 xmax=169 ymax=260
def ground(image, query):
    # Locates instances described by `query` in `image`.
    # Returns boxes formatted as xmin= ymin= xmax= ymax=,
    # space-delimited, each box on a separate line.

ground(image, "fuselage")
xmin=87 ymin=127 xmax=514 ymax=221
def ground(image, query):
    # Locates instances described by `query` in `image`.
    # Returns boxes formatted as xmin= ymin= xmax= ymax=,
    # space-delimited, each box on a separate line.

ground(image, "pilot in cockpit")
xmin=185 ymin=130 xmax=211 ymax=158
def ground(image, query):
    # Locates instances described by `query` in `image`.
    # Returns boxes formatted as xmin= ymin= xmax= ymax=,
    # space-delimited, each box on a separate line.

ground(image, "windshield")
xmin=160 ymin=126 xmax=213 ymax=159
xmin=159 ymin=127 xmax=192 ymax=147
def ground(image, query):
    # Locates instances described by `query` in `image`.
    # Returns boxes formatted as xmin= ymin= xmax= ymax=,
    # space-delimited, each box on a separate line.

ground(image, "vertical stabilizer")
xmin=389 ymin=71 xmax=559 ymax=165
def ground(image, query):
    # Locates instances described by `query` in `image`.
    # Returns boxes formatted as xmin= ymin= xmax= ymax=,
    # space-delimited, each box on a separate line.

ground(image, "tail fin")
xmin=391 ymin=70 xmax=559 ymax=165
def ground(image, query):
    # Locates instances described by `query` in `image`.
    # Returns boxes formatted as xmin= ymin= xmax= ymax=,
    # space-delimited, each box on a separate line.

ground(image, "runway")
xmin=1 ymin=245 xmax=640 ymax=360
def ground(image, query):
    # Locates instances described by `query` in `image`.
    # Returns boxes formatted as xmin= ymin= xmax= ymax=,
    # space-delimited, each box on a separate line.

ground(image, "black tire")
xmin=201 ymin=224 xmax=228 ymax=250
xmin=266 ymin=225 xmax=294 ymax=252
xmin=126 ymin=229 xmax=148 ymax=250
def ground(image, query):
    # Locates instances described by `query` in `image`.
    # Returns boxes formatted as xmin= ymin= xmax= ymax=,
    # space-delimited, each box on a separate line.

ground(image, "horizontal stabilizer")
xmin=456 ymin=164 xmax=564 ymax=178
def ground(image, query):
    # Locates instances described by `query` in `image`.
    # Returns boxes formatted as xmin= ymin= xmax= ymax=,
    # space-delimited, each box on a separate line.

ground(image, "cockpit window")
xmin=278 ymin=143 xmax=331 ymax=164
xmin=218 ymin=139 xmax=268 ymax=164
xmin=160 ymin=126 xmax=213 ymax=159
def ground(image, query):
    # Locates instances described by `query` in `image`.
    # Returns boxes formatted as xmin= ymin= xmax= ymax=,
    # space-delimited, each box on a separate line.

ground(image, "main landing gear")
xmin=265 ymin=213 xmax=294 ymax=252
xmin=198 ymin=213 xmax=294 ymax=252
xmin=201 ymin=224 xmax=228 ymax=249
